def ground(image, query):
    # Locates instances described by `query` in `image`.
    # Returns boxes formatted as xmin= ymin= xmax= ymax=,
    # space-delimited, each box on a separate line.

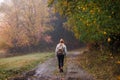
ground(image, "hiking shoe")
xmin=60 ymin=69 xmax=63 ymax=73
xmin=61 ymin=69 xmax=63 ymax=72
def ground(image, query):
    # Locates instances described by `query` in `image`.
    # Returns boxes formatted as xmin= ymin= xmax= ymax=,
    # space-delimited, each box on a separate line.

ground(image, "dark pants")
xmin=57 ymin=54 xmax=64 ymax=69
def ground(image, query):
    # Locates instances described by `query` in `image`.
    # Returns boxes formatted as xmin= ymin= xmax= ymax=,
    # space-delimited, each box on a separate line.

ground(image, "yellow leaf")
xmin=90 ymin=10 xmax=94 ymax=13
xmin=116 ymin=61 xmax=120 ymax=64
xmin=107 ymin=38 xmax=111 ymax=42
xmin=103 ymin=31 xmax=107 ymax=35
xmin=83 ymin=7 xmax=86 ymax=11
xmin=117 ymin=75 xmax=120 ymax=80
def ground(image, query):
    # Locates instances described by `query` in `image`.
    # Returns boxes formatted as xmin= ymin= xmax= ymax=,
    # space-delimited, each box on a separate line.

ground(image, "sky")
xmin=0 ymin=0 xmax=3 ymax=3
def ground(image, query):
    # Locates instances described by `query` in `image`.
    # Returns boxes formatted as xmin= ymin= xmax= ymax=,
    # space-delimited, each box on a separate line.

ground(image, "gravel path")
xmin=13 ymin=49 xmax=95 ymax=80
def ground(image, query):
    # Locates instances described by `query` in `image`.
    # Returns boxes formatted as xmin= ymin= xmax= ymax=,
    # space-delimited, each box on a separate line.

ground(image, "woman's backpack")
xmin=57 ymin=44 xmax=64 ymax=55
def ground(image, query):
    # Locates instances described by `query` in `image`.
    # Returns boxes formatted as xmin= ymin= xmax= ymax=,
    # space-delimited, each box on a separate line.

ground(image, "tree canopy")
xmin=0 ymin=0 xmax=80 ymax=52
xmin=0 ymin=0 xmax=52 ymax=52
xmin=48 ymin=0 xmax=120 ymax=45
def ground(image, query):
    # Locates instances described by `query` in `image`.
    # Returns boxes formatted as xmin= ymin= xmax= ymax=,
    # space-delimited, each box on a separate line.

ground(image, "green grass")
xmin=0 ymin=52 xmax=54 ymax=80
xmin=76 ymin=50 xmax=120 ymax=80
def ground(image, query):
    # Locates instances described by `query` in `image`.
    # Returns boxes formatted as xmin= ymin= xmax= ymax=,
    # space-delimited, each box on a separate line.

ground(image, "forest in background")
xmin=0 ymin=0 xmax=81 ymax=54
xmin=0 ymin=0 xmax=119 ymax=54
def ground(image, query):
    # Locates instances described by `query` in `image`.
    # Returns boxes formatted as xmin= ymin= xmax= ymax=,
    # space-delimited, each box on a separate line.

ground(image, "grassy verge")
xmin=0 ymin=52 xmax=54 ymax=80
xmin=76 ymin=50 xmax=120 ymax=80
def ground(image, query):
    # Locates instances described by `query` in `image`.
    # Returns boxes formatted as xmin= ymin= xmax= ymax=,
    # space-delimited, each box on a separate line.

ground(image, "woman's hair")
xmin=60 ymin=38 xmax=64 ymax=43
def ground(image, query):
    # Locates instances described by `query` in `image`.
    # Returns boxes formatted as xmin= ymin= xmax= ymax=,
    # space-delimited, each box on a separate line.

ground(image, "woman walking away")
xmin=55 ymin=38 xmax=67 ymax=72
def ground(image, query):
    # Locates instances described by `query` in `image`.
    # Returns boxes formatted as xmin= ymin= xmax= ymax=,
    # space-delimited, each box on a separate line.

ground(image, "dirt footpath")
xmin=66 ymin=51 xmax=94 ymax=80
xmin=14 ymin=48 xmax=95 ymax=80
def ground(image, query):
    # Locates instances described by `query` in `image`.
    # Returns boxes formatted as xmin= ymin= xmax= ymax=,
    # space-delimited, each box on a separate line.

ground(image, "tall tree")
xmin=0 ymin=0 xmax=52 ymax=52
xmin=48 ymin=0 xmax=120 ymax=50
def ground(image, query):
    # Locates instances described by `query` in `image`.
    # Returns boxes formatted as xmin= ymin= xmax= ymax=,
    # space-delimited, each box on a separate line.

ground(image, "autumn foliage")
xmin=48 ymin=0 xmax=120 ymax=52
xmin=0 ymin=0 xmax=52 ymax=52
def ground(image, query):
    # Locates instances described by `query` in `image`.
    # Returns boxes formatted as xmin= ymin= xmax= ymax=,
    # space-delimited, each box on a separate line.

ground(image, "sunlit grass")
xmin=0 ymin=52 xmax=54 ymax=80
